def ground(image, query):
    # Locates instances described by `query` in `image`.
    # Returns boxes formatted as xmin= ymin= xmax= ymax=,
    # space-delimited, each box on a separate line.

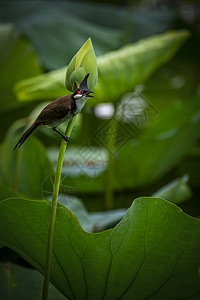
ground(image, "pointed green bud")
xmin=66 ymin=38 xmax=98 ymax=92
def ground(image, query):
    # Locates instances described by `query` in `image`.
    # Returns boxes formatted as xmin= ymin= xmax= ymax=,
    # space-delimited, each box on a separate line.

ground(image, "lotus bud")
xmin=66 ymin=38 xmax=98 ymax=92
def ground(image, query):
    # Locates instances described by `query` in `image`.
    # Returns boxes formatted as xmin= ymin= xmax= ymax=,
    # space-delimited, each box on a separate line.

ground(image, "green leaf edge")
xmin=0 ymin=195 xmax=199 ymax=248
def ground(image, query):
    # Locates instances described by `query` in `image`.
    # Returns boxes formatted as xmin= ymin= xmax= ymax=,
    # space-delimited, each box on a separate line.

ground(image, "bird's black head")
xmin=73 ymin=73 xmax=94 ymax=99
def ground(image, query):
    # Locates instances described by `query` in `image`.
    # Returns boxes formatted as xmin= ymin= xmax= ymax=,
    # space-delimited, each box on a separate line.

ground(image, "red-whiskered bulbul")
xmin=13 ymin=73 xmax=94 ymax=151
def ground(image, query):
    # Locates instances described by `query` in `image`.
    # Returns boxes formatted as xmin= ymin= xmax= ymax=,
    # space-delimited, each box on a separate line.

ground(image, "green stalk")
xmin=14 ymin=147 xmax=22 ymax=191
xmin=105 ymin=108 xmax=117 ymax=210
xmin=42 ymin=116 xmax=76 ymax=300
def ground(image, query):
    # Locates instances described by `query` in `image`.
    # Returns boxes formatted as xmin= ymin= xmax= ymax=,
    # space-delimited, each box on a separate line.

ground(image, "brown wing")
xmin=35 ymin=95 xmax=73 ymax=125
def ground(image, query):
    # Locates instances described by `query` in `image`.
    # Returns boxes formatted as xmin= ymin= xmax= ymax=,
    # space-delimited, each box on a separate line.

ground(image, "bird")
xmin=13 ymin=73 xmax=94 ymax=151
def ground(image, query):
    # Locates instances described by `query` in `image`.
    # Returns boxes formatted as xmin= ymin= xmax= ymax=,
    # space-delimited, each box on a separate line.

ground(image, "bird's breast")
xmin=74 ymin=97 xmax=88 ymax=115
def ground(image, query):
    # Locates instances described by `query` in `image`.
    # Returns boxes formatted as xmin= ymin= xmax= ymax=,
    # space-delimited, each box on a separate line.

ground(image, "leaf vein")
xmin=143 ymin=237 xmax=191 ymax=300
xmin=119 ymin=202 xmax=150 ymax=299
xmin=52 ymin=250 xmax=78 ymax=300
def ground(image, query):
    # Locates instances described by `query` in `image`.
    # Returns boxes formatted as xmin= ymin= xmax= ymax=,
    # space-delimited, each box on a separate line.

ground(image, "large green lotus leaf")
xmin=0 ymin=197 xmax=200 ymax=299
xmin=15 ymin=30 xmax=189 ymax=103
xmin=0 ymin=262 xmax=66 ymax=300
xmin=0 ymin=128 xmax=54 ymax=199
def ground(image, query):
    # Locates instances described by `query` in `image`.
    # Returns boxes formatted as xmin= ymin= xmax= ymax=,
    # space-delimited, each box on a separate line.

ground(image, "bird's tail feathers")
xmin=13 ymin=122 xmax=39 ymax=151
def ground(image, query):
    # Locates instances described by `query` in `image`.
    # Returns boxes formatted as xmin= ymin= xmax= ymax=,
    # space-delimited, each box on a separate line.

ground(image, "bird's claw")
xmin=63 ymin=136 xmax=71 ymax=144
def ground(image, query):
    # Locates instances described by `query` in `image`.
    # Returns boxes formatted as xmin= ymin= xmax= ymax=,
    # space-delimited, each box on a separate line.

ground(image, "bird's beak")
xmin=85 ymin=90 xmax=94 ymax=98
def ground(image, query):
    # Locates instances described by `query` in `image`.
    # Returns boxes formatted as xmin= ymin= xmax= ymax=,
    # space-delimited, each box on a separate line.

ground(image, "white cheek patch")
xmin=74 ymin=94 xmax=83 ymax=99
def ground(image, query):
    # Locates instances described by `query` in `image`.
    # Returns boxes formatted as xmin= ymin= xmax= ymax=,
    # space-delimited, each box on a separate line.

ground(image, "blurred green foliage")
xmin=0 ymin=262 xmax=66 ymax=300
xmin=0 ymin=1 xmax=200 ymax=299
xmin=15 ymin=31 xmax=189 ymax=103
xmin=0 ymin=127 xmax=53 ymax=199
xmin=0 ymin=24 xmax=43 ymax=140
